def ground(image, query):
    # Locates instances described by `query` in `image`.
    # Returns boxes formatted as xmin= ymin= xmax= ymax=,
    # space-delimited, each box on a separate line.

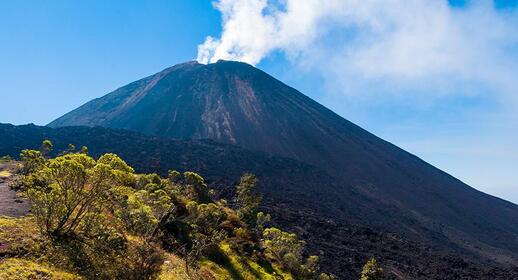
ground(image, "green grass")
xmin=0 ymin=258 xmax=80 ymax=280
xmin=201 ymin=243 xmax=294 ymax=280
xmin=0 ymin=216 xmax=81 ymax=279
xmin=158 ymin=242 xmax=295 ymax=280
xmin=0 ymin=216 xmax=43 ymax=258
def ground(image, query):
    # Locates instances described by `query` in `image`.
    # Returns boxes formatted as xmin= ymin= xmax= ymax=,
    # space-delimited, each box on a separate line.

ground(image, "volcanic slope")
xmin=48 ymin=60 xmax=518 ymax=277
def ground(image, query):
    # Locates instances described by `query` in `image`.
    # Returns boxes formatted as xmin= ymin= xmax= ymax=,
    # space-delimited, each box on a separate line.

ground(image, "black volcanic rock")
xmin=46 ymin=61 xmax=518 ymax=277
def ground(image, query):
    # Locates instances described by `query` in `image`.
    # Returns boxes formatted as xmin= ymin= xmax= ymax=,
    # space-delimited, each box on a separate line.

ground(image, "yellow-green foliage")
xmin=361 ymin=258 xmax=383 ymax=280
xmin=0 ymin=216 xmax=165 ymax=280
xmin=159 ymin=254 xmax=190 ymax=279
xmin=0 ymin=216 xmax=43 ymax=257
xmin=11 ymin=144 xmax=331 ymax=280
xmin=201 ymin=243 xmax=294 ymax=280
xmin=18 ymin=150 xmax=167 ymax=279
xmin=26 ymin=152 xmax=129 ymax=237
xmin=159 ymin=253 xmax=212 ymax=280
xmin=235 ymin=173 xmax=261 ymax=225
xmin=0 ymin=258 xmax=79 ymax=280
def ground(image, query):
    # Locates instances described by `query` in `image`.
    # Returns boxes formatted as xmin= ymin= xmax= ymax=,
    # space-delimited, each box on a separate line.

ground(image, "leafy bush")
xmin=262 ymin=227 xmax=333 ymax=279
xmin=262 ymin=227 xmax=305 ymax=271
xmin=235 ymin=173 xmax=262 ymax=227
xmin=361 ymin=258 xmax=383 ymax=280
xmin=183 ymin=171 xmax=212 ymax=202
xmin=19 ymin=149 xmax=45 ymax=175
xmin=21 ymin=145 xmax=165 ymax=279
xmin=26 ymin=153 xmax=119 ymax=238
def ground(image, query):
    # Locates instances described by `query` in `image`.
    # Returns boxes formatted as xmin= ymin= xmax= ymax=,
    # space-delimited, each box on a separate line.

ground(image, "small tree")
xmin=183 ymin=171 xmax=211 ymax=202
xmin=26 ymin=153 xmax=130 ymax=238
xmin=262 ymin=227 xmax=327 ymax=278
xmin=360 ymin=258 xmax=383 ymax=280
xmin=235 ymin=173 xmax=262 ymax=226
xmin=111 ymin=186 xmax=160 ymax=236
xmin=256 ymin=211 xmax=271 ymax=232
xmin=80 ymin=146 xmax=89 ymax=154
xmin=22 ymin=150 xmax=168 ymax=279
xmin=41 ymin=139 xmax=53 ymax=156
xmin=262 ymin=227 xmax=305 ymax=271
xmin=300 ymin=255 xmax=320 ymax=278
xmin=20 ymin=149 xmax=45 ymax=175
xmin=168 ymin=170 xmax=181 ymax=182
xmin=185 ymin=202 xmax=227 ymax=272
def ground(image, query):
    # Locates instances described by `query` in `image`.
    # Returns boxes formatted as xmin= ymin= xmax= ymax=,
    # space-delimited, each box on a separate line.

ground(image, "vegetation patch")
xmin=1 ymin=140 xmax=352 ymax=279
xmin=0 ymin=258 xmax=79 ymax=280
xmin=201 ymin=243 xmax=294 ymax=280
xmin=0 ymin=216 xmax=42 ymax=258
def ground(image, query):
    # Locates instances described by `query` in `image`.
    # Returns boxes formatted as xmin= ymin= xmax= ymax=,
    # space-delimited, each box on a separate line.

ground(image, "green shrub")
xmin=26 ymin=153 xmax=118 ymax=238
xmin=262 ymin=227 xmax=305 ymax=271
xmin=235 ymin=173 xmax=262 ymax=227
xmin=20 ymin=149 xmax=45 ymax=175
xmin=262 ymin=227 xmax=329 ymax=279
xmin=21 ymin=150 xmax=166 ymax=279
xmin=360 ymin=258 xmax=383 ymax=280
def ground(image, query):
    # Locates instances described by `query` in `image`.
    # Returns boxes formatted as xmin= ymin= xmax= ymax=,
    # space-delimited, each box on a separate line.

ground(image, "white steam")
xmin=197 ymin=0 xmax=518 ymax=99
xmin=197 ymin=0 xmax=338 ymax=65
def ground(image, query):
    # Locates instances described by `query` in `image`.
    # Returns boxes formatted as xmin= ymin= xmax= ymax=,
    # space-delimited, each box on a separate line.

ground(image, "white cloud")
xmin=197 ymin=0 xmax=518 ymax=100
xmin=197 ymin=0 xmax=338 ymax=65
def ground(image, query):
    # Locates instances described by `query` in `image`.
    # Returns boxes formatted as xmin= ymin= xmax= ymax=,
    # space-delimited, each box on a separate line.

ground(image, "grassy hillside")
xmin=0 ymin=216 xmax=298 ymax=280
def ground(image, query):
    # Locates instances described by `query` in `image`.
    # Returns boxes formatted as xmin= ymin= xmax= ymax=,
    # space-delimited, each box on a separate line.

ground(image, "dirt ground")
xmin=0 ymin=163 xmax=30 ymax=217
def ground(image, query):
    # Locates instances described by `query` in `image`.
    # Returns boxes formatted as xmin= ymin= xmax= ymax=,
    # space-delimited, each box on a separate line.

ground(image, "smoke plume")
xmin=197 ymin=0 xmax=518 ymax=96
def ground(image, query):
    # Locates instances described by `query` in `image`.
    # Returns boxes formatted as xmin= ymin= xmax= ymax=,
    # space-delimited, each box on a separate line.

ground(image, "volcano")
xmin=48 ymin=60 xmax=518 ymax=278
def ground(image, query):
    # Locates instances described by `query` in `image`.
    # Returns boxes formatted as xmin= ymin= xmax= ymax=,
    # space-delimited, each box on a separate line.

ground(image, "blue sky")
xmin=1 ymin=1 xmax=517 ymax=203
